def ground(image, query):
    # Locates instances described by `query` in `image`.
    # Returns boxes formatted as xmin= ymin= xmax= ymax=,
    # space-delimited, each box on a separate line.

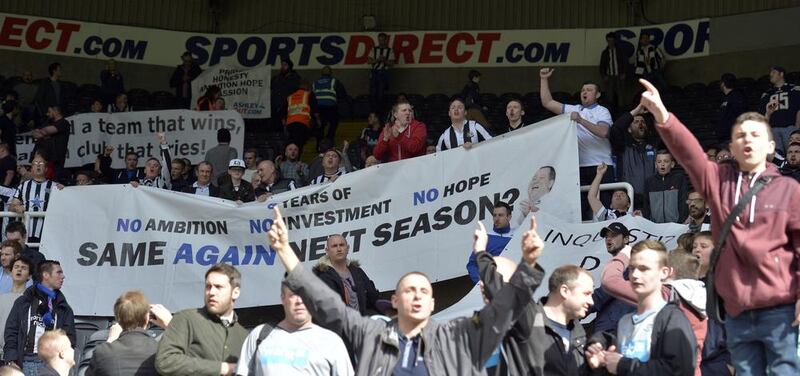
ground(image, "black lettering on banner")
xmin=580 ymin=256 xmax=600 ymax=271
xmin=76 ymin=241 xmax=166 ymax=266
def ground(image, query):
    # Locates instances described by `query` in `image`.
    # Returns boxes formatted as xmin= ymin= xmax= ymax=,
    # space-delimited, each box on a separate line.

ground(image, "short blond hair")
xmin=37 ymin=329 xmax=69 ymax=361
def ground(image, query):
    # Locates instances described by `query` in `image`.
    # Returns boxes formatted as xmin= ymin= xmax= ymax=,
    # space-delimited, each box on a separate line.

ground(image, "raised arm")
xmin=157 ymin=133 xmax=172 ymax=189
xmin=600 ymin=249 xmax=636 ymax=305
xmin=539 ymin=68 xmax=563 ymax=115
xmin=588 ymin=163 xmax=608 ymax=219
xmin=462 ymin=217 xmax=544 ymax=365
xmin=640 ymin=79 xmax=718 ymax=195
xmin=269 ymin=207 xmax=378 ymax=350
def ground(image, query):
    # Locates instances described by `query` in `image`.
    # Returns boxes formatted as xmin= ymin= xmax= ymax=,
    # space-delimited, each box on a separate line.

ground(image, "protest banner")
xmin=15 ymin=109 xmax=245 ymax=169
xmin=434 ymin=211 xmax=688 ymax=320
xmin=41 ymin=114 xmax=581 ymax=315
xmin=191 ymin=65 xmax=271 ymax=118
xmin=0 ymin=12 xmax=709 ymax=68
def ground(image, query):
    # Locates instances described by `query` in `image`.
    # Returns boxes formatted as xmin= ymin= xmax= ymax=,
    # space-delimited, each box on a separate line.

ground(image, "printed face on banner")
xmin=41 ymin=115 xmax=583 ymax=315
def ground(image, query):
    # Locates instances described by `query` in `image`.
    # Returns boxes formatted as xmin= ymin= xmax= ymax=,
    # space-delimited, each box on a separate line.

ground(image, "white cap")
xmin=228 ymin=159 xmax=246 ymax=169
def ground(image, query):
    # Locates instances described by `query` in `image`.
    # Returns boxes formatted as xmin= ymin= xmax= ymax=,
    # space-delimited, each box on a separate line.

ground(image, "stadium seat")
xmin=151 ymin=90 xmax=178 ymax=110
xmin=78 ymin=84 xmax=102 ymax=99
xmin=352 ymin=94 xmax=371 ymax=119
xmin=787 ymin=71 xmax=800 ymax=85
xmin=127 ymin=88 xmax=152 ymax=109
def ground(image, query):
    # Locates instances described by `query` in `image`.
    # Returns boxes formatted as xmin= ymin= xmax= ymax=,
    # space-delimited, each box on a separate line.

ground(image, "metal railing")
xmin=0 ymin=211 xmax=46 ymax=247
xmin=579 ymin=182 xmax=635 ymax=221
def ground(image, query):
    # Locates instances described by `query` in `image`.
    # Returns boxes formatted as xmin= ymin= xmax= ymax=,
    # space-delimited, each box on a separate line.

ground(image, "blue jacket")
xmin=589 ymin=269 xmax=635 ymax=334
xmin=466 ymin=225 xmax=513 ymax=283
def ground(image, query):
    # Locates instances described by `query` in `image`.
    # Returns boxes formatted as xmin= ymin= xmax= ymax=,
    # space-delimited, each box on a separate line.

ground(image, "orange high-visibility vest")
xmin=286 ymin=90 xmax=311 ymax=126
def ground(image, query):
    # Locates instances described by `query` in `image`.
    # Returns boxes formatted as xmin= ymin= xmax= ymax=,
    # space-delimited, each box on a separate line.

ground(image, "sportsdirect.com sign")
xmin=0 ymin=12 xmax=710 ymax=68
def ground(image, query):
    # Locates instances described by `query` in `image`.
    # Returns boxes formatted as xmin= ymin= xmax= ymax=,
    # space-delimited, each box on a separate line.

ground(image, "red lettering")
xmin=446 ymin=33 xmax=475 ymax=64
xmin=344 ymin=35 xmax=373 ymax=65
xmin=54 ymin=22 xmax=80 ymax=52
xmin=25 ymin=20 xmax=54 ymax=50
xmin=475 ymin=33 xmax=501 ymax=63
xmin=0 ymin=17 xmax=27 ymax=47
xmin=419 ymin=33 xmax=446 ymax=64
xmin=393 ymin=34 xmax=419 ymax=64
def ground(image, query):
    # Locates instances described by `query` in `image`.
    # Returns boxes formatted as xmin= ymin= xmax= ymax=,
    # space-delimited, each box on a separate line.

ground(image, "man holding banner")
xmin=269 ymin=207 xmax=545 ymax=375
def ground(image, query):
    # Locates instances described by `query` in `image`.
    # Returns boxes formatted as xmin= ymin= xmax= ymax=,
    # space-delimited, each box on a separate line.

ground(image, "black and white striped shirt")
xmin=310 ymin=170 xmax=346 ymax=185
xmin=606 ymin=48 xmax=620 ymax=77
xmin=436 ymin=120 xmax=493 ymax=152
xmin=635 ymin=45 xmax=664 ymax=75
xmin=371 ymin=46 xmax=392 ymax=71
xmin=14 ymin=179 xmax=54 ymax=241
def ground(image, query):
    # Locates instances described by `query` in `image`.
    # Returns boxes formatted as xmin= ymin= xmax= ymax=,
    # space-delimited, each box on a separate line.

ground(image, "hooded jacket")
xmin=589 ymin=301 xmax=697 ymax=376
xmin=656 ymin=113 xmax=800 ymax=317
xmin=285 ymin=258 xmax=540 ymax=376
xmin=643 ymin=169 xmax=689 ymax=223
xmin=3 ymin=285 xmax=76 ymax=366
xmin=601 ymin=253 xmax=707 ymax=375
xmin=372 ymin=119 xmax=428 ymax=162
xmin=312 ymin=256 xmax=380 ymax=315
xmin=477 ymin=252 xmax=589 ymax=376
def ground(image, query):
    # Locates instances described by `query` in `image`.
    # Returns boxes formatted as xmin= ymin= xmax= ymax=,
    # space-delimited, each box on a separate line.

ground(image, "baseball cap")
xmin=228 ymin=159 xmax=245 ymax=169
xmin=600 ymin=222 xmax=630 ymax=237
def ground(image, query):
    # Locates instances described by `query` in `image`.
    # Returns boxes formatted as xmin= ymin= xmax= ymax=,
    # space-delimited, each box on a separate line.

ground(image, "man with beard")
xmin=588 ymin=163 xmax=631 ymax=221
xmin=684 ymin=191 xmax=711 ymax=233
xmin=512 ymin=166 xmax=555 ymax=227
xmin=589 ymin=223 xmax=635 ymax=334
xmin=609 ymin=104 xmax=658 ymax=208
xmin=156 ymin=264 xmax=248 ymax=376
xmin=780 ymin=142 xmax=800 ymax=182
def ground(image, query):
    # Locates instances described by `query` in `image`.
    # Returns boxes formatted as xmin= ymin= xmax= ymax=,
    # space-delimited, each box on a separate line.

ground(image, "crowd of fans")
xmin=0 ymin=28 xmax=798 ymax=375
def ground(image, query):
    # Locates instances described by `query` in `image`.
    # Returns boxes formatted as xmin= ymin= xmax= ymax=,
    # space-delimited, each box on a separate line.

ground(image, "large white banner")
xmin=191 ymin=65 xmax=271 ymax=119
xmin=0 ymin=12 xmax=709 ymax=68
xmin=16 ymin=109 xmax=245 ymax=169
xmin=41 ymin=115 xmax=580 ymax=315
xmin=435 ymin=211 xmax=689 ymax=320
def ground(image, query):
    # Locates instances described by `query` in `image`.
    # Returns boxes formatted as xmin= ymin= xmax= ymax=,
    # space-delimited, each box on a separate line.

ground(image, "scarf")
xmin=36 ymin=283 xmax=57 ymax=327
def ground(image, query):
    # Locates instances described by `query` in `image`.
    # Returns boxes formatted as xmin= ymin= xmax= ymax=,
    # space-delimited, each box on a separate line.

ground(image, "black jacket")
xmin=717 ymin=90 xmax=747 ymax=142
xmin=87 ymin=329 xmax=159 ymax=376
xmin=169 ymin=63 xmax=202 ymax=100
xmin=599 ymin=47 xmax=628 ymax=78
xmin=643 ymin=170 xmax=689 ymax=223
xmin=477 ymin=252 xmax=589 ymax=376
xmin=3 ymin=285 xmax=76 ymax=366
xmin=609 ymin=112 xmax=659 ymax=198
xmin=217 ymin=180 xmax=255 ymax=202
xmin=589 ymin=302 xmax=697 ymax=376
xmin=312 ymin=259 xmax=380 ymax=315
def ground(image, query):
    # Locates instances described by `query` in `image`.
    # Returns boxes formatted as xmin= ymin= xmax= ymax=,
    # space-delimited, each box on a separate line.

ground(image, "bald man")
xmin=254 ymin=160 xmax=296 ymax=201
xmin=312 ymin=234 xmax=380 ymax=315
xmin=36 ymin=330 xmax=74 ymax=376
xmin=477 ymin=247 xmax=594 ymax=375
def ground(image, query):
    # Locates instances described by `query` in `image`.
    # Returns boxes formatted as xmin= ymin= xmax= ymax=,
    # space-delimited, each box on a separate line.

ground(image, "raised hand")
xmin=267 ymin=207 xmax=299 ymax=271
xmin=639 ymin=79 xmax=669 ymax=124
xmin=521 ymin=216 xmax=544 ymax=266
xmin=585 ymin=343 xmax=607 ymax=369
xmin=157 ymin=132 xmax=167 ymax=145
xmin=473 ymin=221 xmax=489 ymax=254
xmin=596 ymin=162 xmax=608 ymax=176
xmin=539 ymin=68 xmax=554 ymax=79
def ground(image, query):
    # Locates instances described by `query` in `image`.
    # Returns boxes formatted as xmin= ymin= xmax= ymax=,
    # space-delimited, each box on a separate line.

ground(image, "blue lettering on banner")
xmin=318 ymin=35 xmax=345 ymax=65
xmin=238 ymin=36 xmax=267 ymax=67
xmin=413 ymin=188 xmax=439 ymax=206
xmin=186 ymin=36 xmax=212 ymax=65
xmin=117 ymin=218 xmax=142 ymax=232
xmin=173 ymin=243 xmax=276 ymax=265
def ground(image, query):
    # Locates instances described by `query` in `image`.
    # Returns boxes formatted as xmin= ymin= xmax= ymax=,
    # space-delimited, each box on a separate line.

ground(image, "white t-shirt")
xmin=562 ymin=103 xmax=613 ymax=167
xmin=236 ymin=324 xmax=354 ymax=376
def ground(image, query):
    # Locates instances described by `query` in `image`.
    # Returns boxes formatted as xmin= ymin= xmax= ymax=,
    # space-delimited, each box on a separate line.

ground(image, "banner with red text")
xmin=0 ymin=12 xmax=709 ymax=68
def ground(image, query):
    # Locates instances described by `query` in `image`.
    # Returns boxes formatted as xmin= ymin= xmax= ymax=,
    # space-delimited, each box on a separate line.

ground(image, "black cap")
xmin=772 ymin=66 xmax=787 ymax=74
xmin=600 ymin=222 xmax=630 ymax=237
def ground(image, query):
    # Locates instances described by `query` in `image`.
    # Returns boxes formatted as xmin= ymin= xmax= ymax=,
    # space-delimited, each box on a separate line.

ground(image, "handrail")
xmin=0 ymin=211 xmax=47 ymax=247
